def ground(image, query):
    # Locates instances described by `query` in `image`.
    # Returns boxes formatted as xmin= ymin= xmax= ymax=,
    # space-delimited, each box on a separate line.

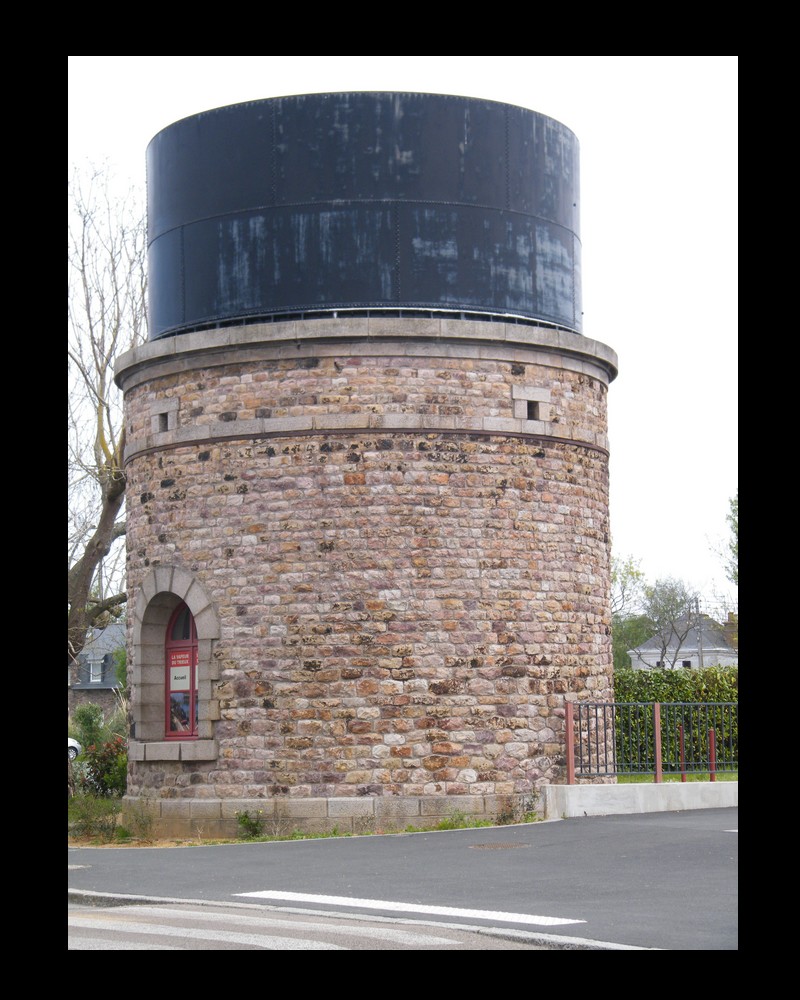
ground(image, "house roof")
xmin=630 ymin=615 xmax=737 ymax=655
xmin=79 ymin=622 xmax=126 ymax=661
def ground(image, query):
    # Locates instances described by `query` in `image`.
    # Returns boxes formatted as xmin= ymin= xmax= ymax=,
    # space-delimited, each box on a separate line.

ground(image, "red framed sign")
xmin=165 ymin=603 xmax=198 ymax=738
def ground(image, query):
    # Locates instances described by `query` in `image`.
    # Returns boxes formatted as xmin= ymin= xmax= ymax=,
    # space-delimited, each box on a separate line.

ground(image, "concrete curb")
xmin=542 ymin=781 xmax=738 ymax=819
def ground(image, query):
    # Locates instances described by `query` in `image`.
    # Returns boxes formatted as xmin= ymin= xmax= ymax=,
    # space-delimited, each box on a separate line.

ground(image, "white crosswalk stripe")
xmin=235 ymin=891 xmax=585 ymax=926
xmin=69 ymin=909 xmax=346 ymax=950
xmin=68 ymin=903 xmax=562 ymax=950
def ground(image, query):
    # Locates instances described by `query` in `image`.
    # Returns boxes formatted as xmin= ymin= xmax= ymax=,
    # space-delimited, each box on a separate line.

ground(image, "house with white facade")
xmin=629 ymin=614 xmax=738 ymax=670
xmin=68 ymin=622 xmax=125 ymax=715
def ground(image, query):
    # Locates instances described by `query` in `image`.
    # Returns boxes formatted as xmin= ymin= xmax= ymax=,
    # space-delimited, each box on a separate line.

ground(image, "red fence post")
xmin=709 ymin=728 xmax=716 ymax=782
xmin=653 ymin=703 xmax=663 ymax=783
xmin=565 ymin=702 xmax=575 ymax=785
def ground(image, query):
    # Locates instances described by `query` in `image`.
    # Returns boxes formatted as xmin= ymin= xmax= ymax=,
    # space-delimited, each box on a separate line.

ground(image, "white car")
xmin=68 ymin=738 xmax=82 ymax=761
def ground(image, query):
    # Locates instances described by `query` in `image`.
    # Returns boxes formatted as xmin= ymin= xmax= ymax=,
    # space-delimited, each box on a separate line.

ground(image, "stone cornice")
xmin=115 ymin=316 xmax=618 ymax=391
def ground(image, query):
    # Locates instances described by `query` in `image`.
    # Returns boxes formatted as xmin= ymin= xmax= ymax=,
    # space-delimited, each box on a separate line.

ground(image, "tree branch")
xmin=68 ymin=164 xmax=146 ymax=666
xmin=85 ymin=592 xmax=128 ymax=621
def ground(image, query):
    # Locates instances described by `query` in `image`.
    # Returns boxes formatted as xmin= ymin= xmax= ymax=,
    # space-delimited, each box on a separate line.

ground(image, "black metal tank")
xmin=147 ymin=92 xmax=582 ymax=340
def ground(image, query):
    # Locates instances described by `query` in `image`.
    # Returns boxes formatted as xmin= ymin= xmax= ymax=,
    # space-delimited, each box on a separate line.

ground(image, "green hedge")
xmin=610 ymin=666 xmax=738 ymax=772
xmin=613 ymin=665 xmax=738 ymax=704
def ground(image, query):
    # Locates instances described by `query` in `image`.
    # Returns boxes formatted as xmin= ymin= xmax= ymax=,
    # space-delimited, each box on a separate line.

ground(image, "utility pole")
xmin=696 ymin=597 xmax=704 ymax=669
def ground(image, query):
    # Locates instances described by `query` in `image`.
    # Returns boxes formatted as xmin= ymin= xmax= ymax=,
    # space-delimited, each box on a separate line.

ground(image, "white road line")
xmin=234 ymin=891 xmax=585 ymax=926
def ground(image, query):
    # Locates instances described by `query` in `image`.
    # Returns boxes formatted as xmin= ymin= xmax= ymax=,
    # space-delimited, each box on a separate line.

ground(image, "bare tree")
xmin=611 ymin=555 xmax=646 ymax=619
xmin=726 ymin=490 xmax=738 ymax=586
xmin=610 ymin=555 xmax=650 ymax=671
xmin=634 ymin=577 xmax=703 ymax=670
xmin=68 ymin=165 xmax=147 ymax=670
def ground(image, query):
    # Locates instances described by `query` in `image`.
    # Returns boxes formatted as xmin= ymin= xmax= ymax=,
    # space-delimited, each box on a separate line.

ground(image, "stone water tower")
xmin=116 ymin=93 xmax=618 ymax=838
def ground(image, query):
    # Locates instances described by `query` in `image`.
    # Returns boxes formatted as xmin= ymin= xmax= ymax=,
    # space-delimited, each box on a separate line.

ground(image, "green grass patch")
xmin=617 ymin=771 xmax=738 ymax=783
xmin=68 ymin=793 xmax=122 ymax=841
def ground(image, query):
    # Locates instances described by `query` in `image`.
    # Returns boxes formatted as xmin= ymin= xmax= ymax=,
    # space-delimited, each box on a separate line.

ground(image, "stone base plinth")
xmin=121 ymin=791 xmax=541 ymax=841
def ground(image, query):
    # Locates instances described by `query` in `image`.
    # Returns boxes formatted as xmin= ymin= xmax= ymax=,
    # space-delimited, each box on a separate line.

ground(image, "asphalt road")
xmin=69 ymin=807 xmax=737 ymax=950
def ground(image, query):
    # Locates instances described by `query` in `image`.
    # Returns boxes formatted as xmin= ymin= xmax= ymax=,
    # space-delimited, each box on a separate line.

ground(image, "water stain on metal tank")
xmin=147 ymin=92 xmax=582 ymax=339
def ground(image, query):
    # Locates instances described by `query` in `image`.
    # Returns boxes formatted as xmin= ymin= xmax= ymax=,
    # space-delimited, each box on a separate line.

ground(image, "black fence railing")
xmin=565 ymin=702 xmax=738 ymax=783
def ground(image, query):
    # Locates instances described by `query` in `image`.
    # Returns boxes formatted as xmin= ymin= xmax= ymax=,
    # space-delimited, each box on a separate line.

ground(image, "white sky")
xmin=68 ymin=56 xmax=738 ymax=607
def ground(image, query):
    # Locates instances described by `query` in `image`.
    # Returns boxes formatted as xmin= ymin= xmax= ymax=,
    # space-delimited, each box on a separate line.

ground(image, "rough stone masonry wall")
xmin=119 ymin=320 xmax=616 ymax=836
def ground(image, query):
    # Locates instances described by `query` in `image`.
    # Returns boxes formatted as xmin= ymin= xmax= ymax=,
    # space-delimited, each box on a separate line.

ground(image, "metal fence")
xmin=565 ymin=702 xmax=738 ymax=783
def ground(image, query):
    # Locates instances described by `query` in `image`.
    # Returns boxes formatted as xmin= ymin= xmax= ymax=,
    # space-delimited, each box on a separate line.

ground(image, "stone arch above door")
xmin=129 ymin=567 xmax=220 ymax=760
